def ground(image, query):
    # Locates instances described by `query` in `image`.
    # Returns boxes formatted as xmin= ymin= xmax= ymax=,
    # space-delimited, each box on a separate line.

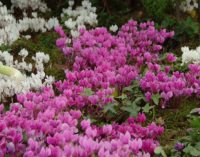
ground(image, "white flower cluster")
xmin=180 ymin=0 xmax=198 ymax=12
xmin=0 ymin=49 xmax=54 ymax=102
xmin=11 ymin=0 xmax=49 ymax=13
xmin=0 ymin=2 xmax=59 ymax=46
xmin=0 ymin=2 xmax=19 ymax=45
xmin=61 ymin=0 xmax=98 ymax=37
xmin=181 ymin=46 xmax=200 ymax=64
xmin=18 ymin=12 xmax=59 ymax=33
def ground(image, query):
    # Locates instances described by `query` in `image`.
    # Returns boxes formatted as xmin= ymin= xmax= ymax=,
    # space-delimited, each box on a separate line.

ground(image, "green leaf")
xmin=103 ymin=103 xmax=117 ymax=114
xmin=161 ymin=16 xmax=176 ymax=28
xmin=152 ymin=93 xmax=161 ymax=105
xmin=134 ymin=96 xmax=145 ymax=104
xmin=183 ymin=145 xmax=192 ymax=154
xmin=195 ymin=142 xmax=200 ymax=151
xmin=83 ymin=115 xmax=97 ymax=124
xmin=81 ymin=88 xmax=94 ymax=96
xmin=154 ymin=146 xmax=167 ymax=157
xmin=183 ymin=145 xmax=200 ymax=156
xmin=191 ymin=149 xmax=200 ymax=157
xmin=190 ymin=117 xmax=200 ymax=128
xmin=189 ymin=146 xmax=200 ymax=156
xmin=116 ymin=93 xmax=127 ymax=100
xmin=121 ymin=101 xmax=140 ymax=117
xmin=123 ymin=86 xmax=133 ymax=92
xmin=23 ymin=132 xmax=28 ymax=143
xmin=123 ymin=81 xmax=139 ymax=93
xmin=175 ymin=17 xmax=199 ymax=39
xmin=142 ymin=103 xmax=153 ymax=113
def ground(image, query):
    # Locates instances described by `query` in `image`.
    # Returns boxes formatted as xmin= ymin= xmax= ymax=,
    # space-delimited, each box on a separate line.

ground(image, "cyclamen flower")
xmin=166 ymin=53 xmax=177 ymax=63
xmin=81 ymin=119 xmax=91 ymax=130
xmin=56 ymin=37 xmax=66 ymax=49
xmin=145 ymin=92 xmax=152 ymax=102
xmin=102 ymin=125 xmax=112 ymax=134
xmin=130 ymin=139 xmax=143 ymax=153
xmin=181 ymin=46 xmax=200 ymax=65
xmin=136 ymin=113 xmax=147 ymax=123
xmin=174 ymin=142 xmax=185 ymax=151
xmin=120 ymin=132 xmax=131 ymax=144
xmin=109 ymin=24 xmax=118 ymax=32
xmin=54 ymin=26 xmax=66 ymax=38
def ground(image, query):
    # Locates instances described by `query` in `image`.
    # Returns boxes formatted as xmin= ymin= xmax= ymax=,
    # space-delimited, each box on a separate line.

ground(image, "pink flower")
xmin=0 ymin=104 xmax=4 ymax=112
xmin=130 ymin=139 xmax=143 ymax=153
xmin=70 ymin=110 xmax=82 ymax=119
xmin=145 ymin=92 xmax=152 ymax=102
xmin=136 ymin=113 xmax=146 ymax=123
xmin=144 ymin=52 xmax=152 ymax=62
xmin=24 ymin=151 xmax=35 ymax=157
xmin=81 ymin=119 xmax=91 ymax=130
xmin=120 ymin=132 xmax=131 ymax=144
xmin=56 ymin=38 xmax=66 ymax=48
xmin=166 ymin=53 xmax=177 ymax=63
xmin=54 ymin=26 xmax=66 ymax=37
xmin=102 ymin=125 xmax=112 ymax=134
xmin=85 ymin=127 xmax=97 ymax=138
xmin=6 ymin=142 xmax=15 ymax=153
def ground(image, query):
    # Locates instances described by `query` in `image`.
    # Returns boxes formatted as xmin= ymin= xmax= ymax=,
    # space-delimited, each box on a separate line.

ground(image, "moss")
xmin=157 ymin=97 xmax=200 ymax=150
xmin=45 ymin=66 xmax=65 ymax=81
xmin=10 ymin=31 xmax=67 ymax=80
xmin=11 ymin=38 xmax=38 ymax=55
xmin=0 ymin=44 xmax=12 ymax=52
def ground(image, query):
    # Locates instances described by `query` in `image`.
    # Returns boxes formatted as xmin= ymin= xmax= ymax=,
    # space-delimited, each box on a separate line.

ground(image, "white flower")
xmin=19 ymin=48 xmax=28 ymax=58
xmin=109 ymin=24 xmax=118 ymax=32
xmin=65 ymin=18 xmax=76 ymax=29
xmin=71 ymin=30 xmax=80 ymax=38
xmin=23 ymin=35 xmax=31 ymax=40
xmin=68 ymin=0 xmax=75 ymax=7
xmin=31 ymin=12 xmax=37 ymax=18
xmin=181 ymin=46 xmax=200 ymax=65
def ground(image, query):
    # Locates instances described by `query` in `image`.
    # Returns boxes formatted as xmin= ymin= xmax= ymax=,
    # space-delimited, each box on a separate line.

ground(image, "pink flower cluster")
xmin=55 ymin=20 xmax=174 ymax=108
xmin=141 ymin=64 xmax=200 ymax=106
xmin=55 ymin=19 xmax=200 ymax=107
xmin=0 ymin=20 xmax=173 ymax=156
xmin=0 ymin=88 xmax=163 ymax=156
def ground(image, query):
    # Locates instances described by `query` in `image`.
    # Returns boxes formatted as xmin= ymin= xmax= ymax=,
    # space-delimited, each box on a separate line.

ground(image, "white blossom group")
xmin=0 ymin=49 xmax=54 ymax=102
xmin=11 ymin=0 xmax=49 ymax=13
xmin=61 ymin=0 xmax=98 ymax=37
xmin=180 ymin=0 xmax=198 ymax=12
xmin=181 ymin=46 xmax=200 ymax=65
xmin=0 ymin=1 xmax=59 ymax=46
